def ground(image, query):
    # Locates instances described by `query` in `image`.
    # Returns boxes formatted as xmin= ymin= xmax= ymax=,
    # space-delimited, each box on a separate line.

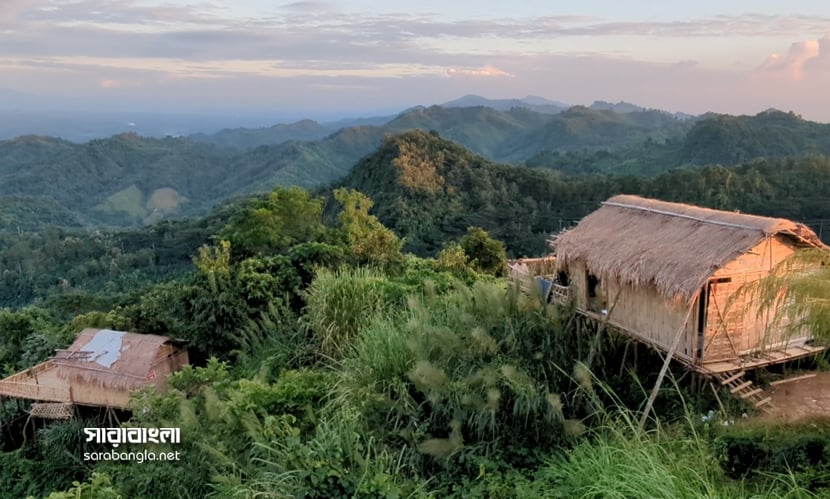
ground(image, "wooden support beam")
xmin=709 ymin=382 xmax=728 ymax=419
xmin=638 ymin=305 xmax=695 ymax=432
xmin=585 ymin=286 xmax=623 ymax=368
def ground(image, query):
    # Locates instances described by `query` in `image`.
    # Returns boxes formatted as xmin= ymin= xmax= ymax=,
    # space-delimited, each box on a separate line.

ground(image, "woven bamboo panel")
xmin=0 ymin=380 xmax=71 ymax=401
xmin=30 ymin=403 xmax=74 ymax=419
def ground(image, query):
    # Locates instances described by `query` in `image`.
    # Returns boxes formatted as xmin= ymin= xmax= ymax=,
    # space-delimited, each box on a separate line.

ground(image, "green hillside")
xmin=3 ymin=106 xmax=830 ymax=232
xmin=529 ymin=109 xmax=830 ymax=175
xmin=336 ymin=130 xmax=830 ymax=256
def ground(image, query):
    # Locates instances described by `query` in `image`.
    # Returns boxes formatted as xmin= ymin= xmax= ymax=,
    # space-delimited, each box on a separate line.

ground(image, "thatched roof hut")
xmin=0 ymin=329 xmax=188 ymax=412
xmin=551 ymin=195 xmax=825 ymax=375
xmin=553 ymin=194 xmax=823 ymax=303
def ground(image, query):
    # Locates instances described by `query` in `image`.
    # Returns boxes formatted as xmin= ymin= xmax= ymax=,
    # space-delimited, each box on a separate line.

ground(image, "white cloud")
xmin=447 ymin=65 xmax=513 ymax=77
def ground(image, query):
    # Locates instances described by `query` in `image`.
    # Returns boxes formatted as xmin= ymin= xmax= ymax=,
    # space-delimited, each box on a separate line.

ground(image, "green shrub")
xmin=714 ymin=418 xmax=830 ymax=490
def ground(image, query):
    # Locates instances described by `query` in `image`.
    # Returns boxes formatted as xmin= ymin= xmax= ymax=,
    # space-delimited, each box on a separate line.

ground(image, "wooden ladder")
xmin=714 ymin=370 xmax=773 ymax=412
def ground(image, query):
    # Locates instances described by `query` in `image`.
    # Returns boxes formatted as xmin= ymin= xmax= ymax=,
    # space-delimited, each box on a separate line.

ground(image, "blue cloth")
xmin=536 ymin=277 xmax=553 ymax=300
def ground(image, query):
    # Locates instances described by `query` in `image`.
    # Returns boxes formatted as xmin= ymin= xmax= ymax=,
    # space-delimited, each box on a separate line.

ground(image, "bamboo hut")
xmin=551 ymin=195 xmax=826 ymax=376
xmin=0 ymin=328 xmax=188 ymax=416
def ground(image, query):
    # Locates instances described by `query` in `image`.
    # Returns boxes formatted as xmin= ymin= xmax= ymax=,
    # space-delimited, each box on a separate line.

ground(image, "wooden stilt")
xmin=709 ymin=382 xmax=728 ymax=418
xmin=619 ymin=341 xmax=630 ymax=378
xmin=638 ymin=305 xmax=695 ymax=432
xmin=585 ymin=288 xmax=622 ymax=369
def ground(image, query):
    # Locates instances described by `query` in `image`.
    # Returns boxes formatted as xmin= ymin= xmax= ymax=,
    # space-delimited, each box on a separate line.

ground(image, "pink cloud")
xmin=757 ymin=37 xmax=825 ymax=80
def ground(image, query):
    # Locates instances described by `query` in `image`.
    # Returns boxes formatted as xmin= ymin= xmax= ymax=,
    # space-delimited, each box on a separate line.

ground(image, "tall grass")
xmin=221 ymin=407 xmax=431 ymax=498
xmin=302 ymin=267 xmax=391 ymax=358
xmin=331 ymin=316 xmax=418 ymax=436
xmin=536 ymin=369 xmax=818 ymax=499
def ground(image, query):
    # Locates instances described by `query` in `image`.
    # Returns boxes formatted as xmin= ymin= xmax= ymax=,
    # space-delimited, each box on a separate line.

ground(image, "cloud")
xmin=447 ymin=65 xmax=513 ymax=77
xmin=3 ymin=2 xmax=830 ymax=120
xmin=757 ymin=36 xmax=829 ymax=80
xmin=281 ymin=1 xmax=336 ymax=11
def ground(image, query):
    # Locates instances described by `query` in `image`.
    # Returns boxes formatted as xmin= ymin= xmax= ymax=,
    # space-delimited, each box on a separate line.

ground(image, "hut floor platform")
xmin=699 ymin=344 xmax=825 ymax=375
xmin=0 ymin=363 xmax=71 ymax=402
xmin=577 ymin=309 xmax=825 ymax=376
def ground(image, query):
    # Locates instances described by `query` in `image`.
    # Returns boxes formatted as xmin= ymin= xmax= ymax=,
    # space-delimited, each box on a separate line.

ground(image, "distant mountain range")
xmin=2 ymin=102 xmax=829 ymax=232
xmin=442 ymin=94 xmax=570 ymax=114
xmin=0 ymin=90 xmax=696 ymax=142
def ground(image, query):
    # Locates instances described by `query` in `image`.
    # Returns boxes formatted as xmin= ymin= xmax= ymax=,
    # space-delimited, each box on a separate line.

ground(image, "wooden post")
xmin=709 ymin=381 xmax=728 ymax=418
xmin=638 ymin=304 xmax=695 ymax=432
xmin=585 ymin=286 xmax=623 ymax=368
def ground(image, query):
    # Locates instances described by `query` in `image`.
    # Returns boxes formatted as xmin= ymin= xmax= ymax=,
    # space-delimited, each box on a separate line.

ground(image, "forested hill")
xmin=529 ymin=109 xmax=830 ymax=175
xmin=0 ymin=127 xmax=385 ymax=229
xmin=3 ymin=107 xmax=830 ymax=231
xmin=678 ymin=110 xmax=830 ymax=165
xmin=334 ymin=130 xmax=611 ymax=255
xmin=190 ymin=104 xmax=691 ymax=159
xmin=336 ymin=130 xmax=830 ymax=256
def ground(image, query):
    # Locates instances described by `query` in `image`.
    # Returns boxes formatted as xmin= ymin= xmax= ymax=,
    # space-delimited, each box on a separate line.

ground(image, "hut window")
xmin=556 ymin=270 xmax=570 ymax=287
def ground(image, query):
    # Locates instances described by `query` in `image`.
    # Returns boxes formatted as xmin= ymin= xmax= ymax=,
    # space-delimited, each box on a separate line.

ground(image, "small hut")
xmin=551 ymin=195 xmax=826 ymax=376
xmin=0 ymin=329 xmax=188 ymax=417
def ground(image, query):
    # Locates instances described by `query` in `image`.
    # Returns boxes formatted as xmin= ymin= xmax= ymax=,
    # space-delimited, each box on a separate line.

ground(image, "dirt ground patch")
xmin=763 ymin=372 xmax=830 ymax=420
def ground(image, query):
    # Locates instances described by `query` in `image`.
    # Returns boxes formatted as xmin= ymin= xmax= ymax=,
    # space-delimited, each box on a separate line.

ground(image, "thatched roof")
xmin=552 ymin=195 xmax=825 ymax=302
xmin=50 ymin=329 xmax=183 ymax=392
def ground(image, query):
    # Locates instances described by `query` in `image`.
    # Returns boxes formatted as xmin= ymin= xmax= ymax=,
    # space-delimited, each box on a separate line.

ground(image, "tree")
xmin=219 ymin=186 xmax=326 ymax=259
xmin=333 ymin=188 xmax=404 ymax=271
xmin=459 ymin=227 xmax=508 ymax=277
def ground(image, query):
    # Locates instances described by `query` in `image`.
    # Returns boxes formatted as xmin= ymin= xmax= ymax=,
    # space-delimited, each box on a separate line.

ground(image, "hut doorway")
xmin=696 ymin=285 xmax=708 ymax=360
xmin=587 ymin=272 xmax=605 ymax=312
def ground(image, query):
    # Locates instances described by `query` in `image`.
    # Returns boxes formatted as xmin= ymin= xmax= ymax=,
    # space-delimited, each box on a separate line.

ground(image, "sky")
xmin=1 ymin=0 xmax=830 ymax=121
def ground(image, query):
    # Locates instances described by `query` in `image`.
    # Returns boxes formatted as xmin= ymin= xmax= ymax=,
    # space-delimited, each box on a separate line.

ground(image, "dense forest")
xmin=2 ymin=110 xmax=830 ymax=496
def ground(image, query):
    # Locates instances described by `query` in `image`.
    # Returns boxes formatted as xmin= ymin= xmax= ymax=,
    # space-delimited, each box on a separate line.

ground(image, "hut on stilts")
xmin=0 ymin=328 xmax=189 ymax=419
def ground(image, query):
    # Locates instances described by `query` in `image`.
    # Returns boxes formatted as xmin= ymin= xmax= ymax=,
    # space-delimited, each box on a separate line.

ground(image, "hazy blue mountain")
xmin=442 ymin=94 xmax=568 ymax=113
xmin=322 ymin=114 xmax=397 ymax=129
xmin=190 ymin=119 xmax=334 ymax=149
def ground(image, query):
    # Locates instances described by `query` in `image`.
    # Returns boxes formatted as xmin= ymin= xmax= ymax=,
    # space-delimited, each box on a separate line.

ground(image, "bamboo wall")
xmin=704 ymin=236 xmax=801 ymax=360
xmin=602 ymin=278 xmax=697 ymax=362
xmin=565 ymin=259 xmax=697 ymax=362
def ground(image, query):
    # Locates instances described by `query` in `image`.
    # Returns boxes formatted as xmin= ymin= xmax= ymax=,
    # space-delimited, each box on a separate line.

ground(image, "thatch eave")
xmin=551 ymin=195 xmax=826 ymax=303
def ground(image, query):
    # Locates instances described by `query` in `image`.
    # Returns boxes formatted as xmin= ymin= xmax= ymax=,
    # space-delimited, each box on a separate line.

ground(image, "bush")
xmin=715 ymin=418 xmax=830 ymax=490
